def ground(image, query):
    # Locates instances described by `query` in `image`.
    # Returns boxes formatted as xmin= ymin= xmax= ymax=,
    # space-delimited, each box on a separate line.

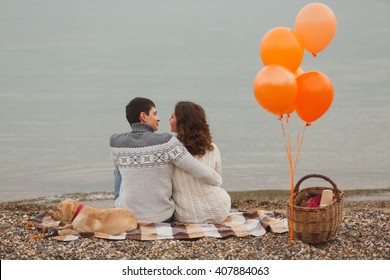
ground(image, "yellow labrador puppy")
xmin=48 ymin=199 xmax=137 ymax=236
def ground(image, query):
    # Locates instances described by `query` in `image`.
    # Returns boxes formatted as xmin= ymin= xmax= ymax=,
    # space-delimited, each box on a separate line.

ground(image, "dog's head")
xmin=49 ymin=199 xmax=80 ymax=224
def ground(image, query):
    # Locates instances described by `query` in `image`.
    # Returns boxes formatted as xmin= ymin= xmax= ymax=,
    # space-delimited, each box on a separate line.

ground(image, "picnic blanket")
xmin=26 ymin=209 xmax=288 ymax=242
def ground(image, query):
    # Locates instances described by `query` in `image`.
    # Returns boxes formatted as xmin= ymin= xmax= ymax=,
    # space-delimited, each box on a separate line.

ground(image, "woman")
xmin=170 ymin=101 xmax=231 ymax=223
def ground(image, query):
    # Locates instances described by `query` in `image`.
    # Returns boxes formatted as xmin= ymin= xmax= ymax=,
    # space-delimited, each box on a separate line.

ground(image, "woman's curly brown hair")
xmin=175 ymin=101 xmax=214 ymax=157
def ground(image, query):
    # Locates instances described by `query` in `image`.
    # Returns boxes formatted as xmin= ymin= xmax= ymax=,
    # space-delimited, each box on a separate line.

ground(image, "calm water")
xmin=1 ymin=0 xmax=389 ymax=202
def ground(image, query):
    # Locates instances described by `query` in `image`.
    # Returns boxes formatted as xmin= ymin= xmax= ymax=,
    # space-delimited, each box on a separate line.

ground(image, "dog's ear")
xmin=59 ymin=201 xmax=76 ymax=223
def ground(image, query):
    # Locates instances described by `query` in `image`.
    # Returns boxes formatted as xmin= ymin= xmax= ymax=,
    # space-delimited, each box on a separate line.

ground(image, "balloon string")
xmin=288 ymin=122 xmax=309 ymax=245
xmin=280 ymin=117 xmax=294 ymax=245
xmin=287 ymin=132 xmax=294 ymax=245
xmin=293 ymin=123 xmax=307 ymax=174
xmin=280 ymin=119 xmax=311 ymax=245
xmin=285 ymin=114 xmax=290 ymax=124
xmin=280 ymin=116 xmax=286 ymax=137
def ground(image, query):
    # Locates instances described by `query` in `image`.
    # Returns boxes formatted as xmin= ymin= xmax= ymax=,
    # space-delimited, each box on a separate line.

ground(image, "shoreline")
xmin=1 ymin=188 xmax=390 ymax=206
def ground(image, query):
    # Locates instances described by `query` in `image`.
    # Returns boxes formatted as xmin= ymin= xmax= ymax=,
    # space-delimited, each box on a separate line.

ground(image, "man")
xmin=110 ymin=97 xmax=222 ymax=222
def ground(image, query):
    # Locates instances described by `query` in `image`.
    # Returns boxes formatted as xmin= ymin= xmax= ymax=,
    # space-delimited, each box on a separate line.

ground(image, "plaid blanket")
xmin=27 ymin=209 xmax=288 ymax=242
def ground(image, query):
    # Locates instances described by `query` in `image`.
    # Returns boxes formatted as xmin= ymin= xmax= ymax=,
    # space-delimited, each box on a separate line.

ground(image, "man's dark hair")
xmin=126 ymin=97 xmax=156 ymax=124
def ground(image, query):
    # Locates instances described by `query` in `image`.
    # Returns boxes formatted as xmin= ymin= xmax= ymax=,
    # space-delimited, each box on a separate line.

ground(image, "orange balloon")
xmin=254 ymin=65 xmax=297 ymax=116
xmin=260 ymin=27 xmax=304 ymax=72
xmin=295 ymin=3 xmax=337 ymax=56
xmin=295 ymin=71 xmax=334 ymax=123
xmin=285 ymin=105 xmax=295 ymax=115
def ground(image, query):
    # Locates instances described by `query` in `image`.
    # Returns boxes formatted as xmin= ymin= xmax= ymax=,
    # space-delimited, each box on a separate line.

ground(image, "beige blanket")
xmin=27 ymin=209 xmax=288 ymax=242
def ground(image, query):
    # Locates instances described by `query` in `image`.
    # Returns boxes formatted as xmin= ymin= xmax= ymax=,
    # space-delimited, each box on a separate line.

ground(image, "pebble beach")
xmin=0 ymin=190 xmax=389 ymax=260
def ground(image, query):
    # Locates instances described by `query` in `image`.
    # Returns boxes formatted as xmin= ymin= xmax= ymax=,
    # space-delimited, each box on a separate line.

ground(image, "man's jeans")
xmin=114 ymin=168 xmax=122 ymax=200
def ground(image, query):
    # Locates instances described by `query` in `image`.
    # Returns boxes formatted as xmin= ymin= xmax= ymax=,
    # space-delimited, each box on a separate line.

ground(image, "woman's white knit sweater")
xmin=172 ymin=143 xmax=231 ymax=223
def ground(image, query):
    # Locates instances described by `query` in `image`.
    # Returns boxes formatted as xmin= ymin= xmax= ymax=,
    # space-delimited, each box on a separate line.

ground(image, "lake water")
xmin=1 ymin=0 xmax=389 ymax=202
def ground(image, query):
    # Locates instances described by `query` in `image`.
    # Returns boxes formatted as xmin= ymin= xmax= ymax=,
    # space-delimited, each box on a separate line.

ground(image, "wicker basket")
xmin=287 ymin=174 xmax=344 ymax=244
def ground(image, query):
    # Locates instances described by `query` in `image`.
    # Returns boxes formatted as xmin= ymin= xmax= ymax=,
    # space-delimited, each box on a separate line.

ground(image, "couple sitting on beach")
xmin=110 ymin=97 xmax=231 ymax=224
